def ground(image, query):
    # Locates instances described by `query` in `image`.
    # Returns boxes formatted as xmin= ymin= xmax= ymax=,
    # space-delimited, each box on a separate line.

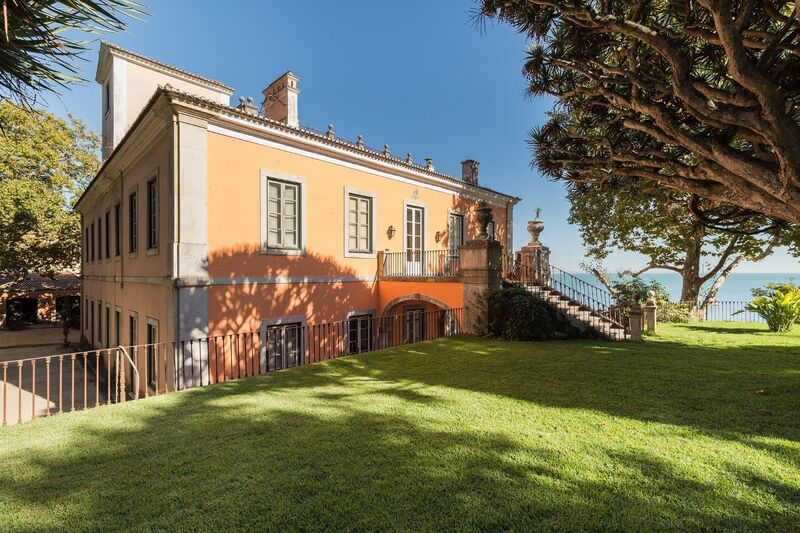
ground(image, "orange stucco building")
xmin=75 ymin=43 xmax=519 ymax=375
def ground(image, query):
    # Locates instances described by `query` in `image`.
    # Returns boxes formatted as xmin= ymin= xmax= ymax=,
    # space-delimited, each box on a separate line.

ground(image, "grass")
xmin=1 ymin=322 xmax=799 ymax=531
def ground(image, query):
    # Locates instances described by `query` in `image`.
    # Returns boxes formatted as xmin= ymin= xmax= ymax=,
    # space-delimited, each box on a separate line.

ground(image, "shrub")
xmin=485 ymin=286 xmax=557 ymax=341
xmin=737 ymin=290 xmax=800 ymax=332
xmin=659 ymin=301 xmax=692 ymax=324
xmin=751 ymin=281 xmax=799 ymax=298
xmin=610 ymin=276 xmax=669 ymax=306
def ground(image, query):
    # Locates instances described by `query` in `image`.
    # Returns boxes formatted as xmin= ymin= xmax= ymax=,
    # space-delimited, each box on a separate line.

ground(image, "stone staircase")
xmin=505 ymin=262 xmax=629 ymax=341
xmin=520 ymin=282 xmax=628 ymax=341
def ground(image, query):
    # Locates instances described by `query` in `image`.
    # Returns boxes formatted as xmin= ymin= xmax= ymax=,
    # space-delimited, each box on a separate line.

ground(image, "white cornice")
xmin=95 ymin=42 xmax=234 ymax=95
xmin=163 ymin=93 xmax=519 ymax=206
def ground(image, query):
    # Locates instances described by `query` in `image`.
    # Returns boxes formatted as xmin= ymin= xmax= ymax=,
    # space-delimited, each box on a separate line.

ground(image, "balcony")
xmin=378 ymin=250 xmax=460 ymax=279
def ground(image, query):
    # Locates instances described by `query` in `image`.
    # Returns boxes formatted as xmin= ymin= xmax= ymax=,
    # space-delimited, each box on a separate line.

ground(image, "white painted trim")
xmin=105 ymin=303 xmax=111 ymax=348
xmin=145 ymin=168 xmax=159 ymax=253
xmin=115 ymin=306 xmax=122 ymax=346
xmin=127 ymin=310 xmax=139 ymax=346
xmin=102 ymin=45 xmax=234 ymax=96
xmin=145 ymin=316 xmax=160 ymax=386
xmin=343 ymin=187 xmax=377 ymax=259
xmin=208 ymin=123 xmax=512 ymax=208
xmin=186 ymin=275 xmax=379 ymax=287
xmin=447 ymin=209 xmax=465 ymax=250
xmin=260 ymin=315 xmax=308 ymax=328
xmin=84 ymin=274 xmax=381 ymax=286
xmin=403 ymin=199 xmax=427 ymax=262
xmin=260 ymin=169 xmax=308 ymax=255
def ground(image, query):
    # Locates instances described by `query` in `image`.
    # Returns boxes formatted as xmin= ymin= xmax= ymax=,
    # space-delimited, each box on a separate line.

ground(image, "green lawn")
xmin=1 ymin=323 xmax=799 ymax=531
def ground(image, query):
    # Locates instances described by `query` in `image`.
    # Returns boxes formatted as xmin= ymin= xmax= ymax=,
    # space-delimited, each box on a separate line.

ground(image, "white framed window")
xmin=147 ymin=177 xmax=158 ymax=250
xmin=448 ymin=212 xmax=465 ymax=255
xmin=344 ymin=188 xmax=376 ymax=258
xmin=128 ymin=311 xmax=138 ymax=346
xmin=260 ymin=170 xmax=307 ymax=255
xmin=96 ymin=300 xmax=102 ymax=347
xmin=128 ymin=188 xmax=138 ymax=255
xmin=105 ymin=304 xmax=110 ymax=348
xmin=115 ymin=306 xmax=122 ymax=346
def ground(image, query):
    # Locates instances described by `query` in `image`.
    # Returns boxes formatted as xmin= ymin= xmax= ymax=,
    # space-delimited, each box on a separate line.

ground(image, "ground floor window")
xmin=146 ymin=318 xmax=159 ymax=388
xmin=97 ymin=300 xmax=102 ymax=346
xmin=266 ymin=323 xmax=302 ymax=370
xmin=404 ymin=308 xmax=424 ymax=344
xmin=347 ymin=314 xmax=373 ymax=354
xmin=128 ymin=312 xmax=137 ymax=346
xmin=115 ymin=308 xmax=121 ymax=346
xmin=105 ymin=305 xmax=110 ymax=348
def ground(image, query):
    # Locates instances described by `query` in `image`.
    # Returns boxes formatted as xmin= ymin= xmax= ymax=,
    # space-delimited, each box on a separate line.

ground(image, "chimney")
xmin=262 ymin=71 xmax=300 ymax=127
xmin=461 ymin=159 xmax=479 ymax=184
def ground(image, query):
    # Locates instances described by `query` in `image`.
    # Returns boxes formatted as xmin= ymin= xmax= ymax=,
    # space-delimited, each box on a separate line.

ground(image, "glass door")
xmin=447 ymin=213 xmax=464 ymax=275
xmin=405 ymin=205 xmax=424 ymax=275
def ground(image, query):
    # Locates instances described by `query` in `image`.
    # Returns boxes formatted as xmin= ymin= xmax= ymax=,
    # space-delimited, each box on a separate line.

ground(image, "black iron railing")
xmin=2 ymin=308 xmax=464 ymax=427
xmin=504 ymin=258 xmax=627 ymax=328
xmin=381 ymin=250 xmax=460 ymax=278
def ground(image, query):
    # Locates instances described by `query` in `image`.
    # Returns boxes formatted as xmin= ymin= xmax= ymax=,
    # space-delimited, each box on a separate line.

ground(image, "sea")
xmin=574 ymin=272 xmax=800 ymax=302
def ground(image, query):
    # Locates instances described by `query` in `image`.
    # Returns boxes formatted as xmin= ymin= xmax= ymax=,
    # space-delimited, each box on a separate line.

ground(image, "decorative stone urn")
xmin=526 ymin=207 xmax=544 ymax=246
xmin=515 ymin=208 xmax=551 ymax=283
xmin=475 ymin=200 xmax=493 ymax=239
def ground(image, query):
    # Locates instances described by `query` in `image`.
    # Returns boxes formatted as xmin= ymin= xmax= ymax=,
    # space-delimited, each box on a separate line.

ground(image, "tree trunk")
xmin=699 ymin=257 xmax=744 ymax=311
xmin=679 ymin=223 xmax=705 ymax=305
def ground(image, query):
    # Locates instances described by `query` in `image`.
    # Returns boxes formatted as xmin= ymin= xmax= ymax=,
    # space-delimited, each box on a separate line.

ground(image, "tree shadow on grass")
xmin=1 ymin=364 xmax=798 ymax=531
xmin=679 ymin=324 xmax=776 ymax=335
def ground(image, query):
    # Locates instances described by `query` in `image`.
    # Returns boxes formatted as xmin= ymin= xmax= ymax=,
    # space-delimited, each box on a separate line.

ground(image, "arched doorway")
xmin=380 ymin=295 xmax=457 ymax=346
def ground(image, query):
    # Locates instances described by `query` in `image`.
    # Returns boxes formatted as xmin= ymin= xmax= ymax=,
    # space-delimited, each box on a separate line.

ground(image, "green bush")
xmin=659 ymin=301 xmax=692 ymax=323
xmin=751 ymin=281 xmax=799 ymax=298
xmin=737 ymin=290 xmax=800 ymax=332
xmin=485 ymin=286 xmax=557 ymax=341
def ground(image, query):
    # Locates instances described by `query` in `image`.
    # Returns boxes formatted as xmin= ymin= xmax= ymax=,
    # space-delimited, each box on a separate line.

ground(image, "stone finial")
xmin=406 ymin=153 xmax=413 ymax=164
xmin=326 ymin=124 xmax=335 ymax=139
xmin=527 ymin=210 xmax=545 ymax=247
xmin=425 ymin=158 xmax=434 ymax=171
xmin=476 ymin=200 xmax=493 ymax=239
xmin=357 ymin=135 xmax=364 ymax=149
xmin=237 ymin=96 xmax=258 ymax=114
xmin=383 ymin=144 xmax=390 ymax=156
xmin=646 ymin=290 xmax=657 ymax=306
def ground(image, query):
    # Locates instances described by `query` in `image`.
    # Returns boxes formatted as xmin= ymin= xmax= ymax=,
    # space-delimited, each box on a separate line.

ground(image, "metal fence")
xmin=664 ymin=301 xmax=765 ymax=323
xmin=381 ymin=250 xmax=460 ymax=278
xmin=1 ymin=308 xmax=463 ymax=427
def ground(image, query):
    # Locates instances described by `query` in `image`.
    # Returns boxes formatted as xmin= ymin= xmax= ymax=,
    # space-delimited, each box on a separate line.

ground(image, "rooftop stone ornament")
xmin=527 ymin=208 xmax=544 ymax=247
xmin=476 ymin=200 xmax=493 ymax=239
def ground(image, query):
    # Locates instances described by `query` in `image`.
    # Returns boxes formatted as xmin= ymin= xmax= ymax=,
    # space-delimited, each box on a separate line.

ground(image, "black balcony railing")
xmin=381 ymin=250 xmax=460 ymax=278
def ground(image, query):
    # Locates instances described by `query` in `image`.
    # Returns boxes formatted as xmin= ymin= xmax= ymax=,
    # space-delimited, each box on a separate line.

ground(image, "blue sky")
xmin=46 ymin=0 xmax=798 ymax=272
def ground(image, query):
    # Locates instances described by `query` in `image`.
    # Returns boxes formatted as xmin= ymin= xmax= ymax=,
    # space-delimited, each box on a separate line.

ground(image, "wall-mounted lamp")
xmin=387 ymin=225 xmax=396 ymax=239
xmin=434 ymin=230 xmax=444 ymax=243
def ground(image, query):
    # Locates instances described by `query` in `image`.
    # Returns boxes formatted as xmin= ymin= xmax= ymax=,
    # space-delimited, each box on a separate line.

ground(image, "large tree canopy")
xmin=0 ymin=0 xmax=143 ymax=110
xmin=569 ymin=181 xmax=793 ymax=306
xmin=478 ymin=0 xmax=800 ymax=225
xmin=0 ymin=101 xmax=98 ymax=286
